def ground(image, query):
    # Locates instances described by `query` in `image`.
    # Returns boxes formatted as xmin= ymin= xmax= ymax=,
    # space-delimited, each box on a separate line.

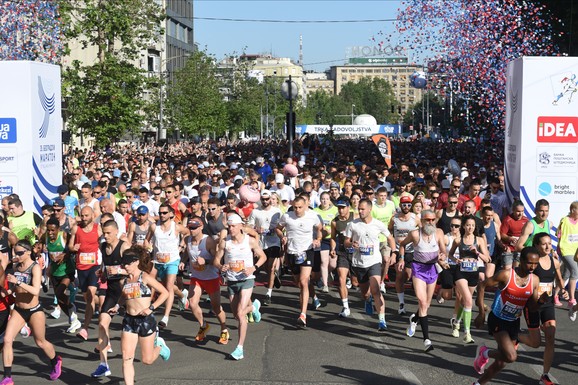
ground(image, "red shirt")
xmin=500 ymin=215 xmax=529 ymax=252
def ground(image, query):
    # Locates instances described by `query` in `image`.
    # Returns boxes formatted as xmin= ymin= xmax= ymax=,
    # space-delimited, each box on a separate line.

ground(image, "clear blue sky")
xmin=194 ymin=0 xmax=402 ymax=72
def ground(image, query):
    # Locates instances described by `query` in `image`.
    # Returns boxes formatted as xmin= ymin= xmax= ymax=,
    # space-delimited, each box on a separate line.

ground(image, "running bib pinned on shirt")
xmin=106 ymin=265 xmax=123 ymax=276
xmin=359 ymin=246 xmax=374 ymax=256
xmin=538 ymin=282 xmax=553 ymax=297
xmin=229 ymin=260 xmax=245 ymax=273
xmin=155 ymin=253 xmax=171 ymax=264
xmin=123 ymin=282 xmax=142 ymax=299
xmin=460 ymin=260 xmax=478 ymax=272
xmin=78 ymin=252 xmax=96 ymax=265
xmin=502 ymin=301 xmax=523 ymax=318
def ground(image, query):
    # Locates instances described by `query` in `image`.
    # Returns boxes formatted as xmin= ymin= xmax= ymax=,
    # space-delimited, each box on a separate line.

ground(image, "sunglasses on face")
xmin=14 ymin=250 xmax=28 ymax=256
xmin=53 ymin=208 xmax=63 ymax=212
xmin=450 ymin=224 xmax=461 ymax=228
xmin=159 ymin=211 xmax=170 ymax=215
xmin=401 ymin=203 xmax=412 ymax=207
xmin=449 ymin=201 xmax=458 ymax=204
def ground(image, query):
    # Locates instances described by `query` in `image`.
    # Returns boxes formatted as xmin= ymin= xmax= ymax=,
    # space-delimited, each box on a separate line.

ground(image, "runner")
xmin=313 ymin=192 xmax=338 ymax=293
xmin=471 ymin=247 xmax=542 ymax=385
xmin=215 ymin=214 xmax=267 ymax=360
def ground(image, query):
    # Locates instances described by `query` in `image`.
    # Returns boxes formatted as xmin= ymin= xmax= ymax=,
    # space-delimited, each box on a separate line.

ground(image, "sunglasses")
xmin=261 ymin=198 xmax=270 ymax=201
xmin=53 ymin=208 xmax=63 ymax=212
xmin=137 ymin=213 xmax=147 ymax=216
xmin=365 ymin=191 xmax=374 ymax=195
xmin=449 ymin=201 xmax=458 ymax=204
xmin=401 ymin=203 xmax=412 ymax=207
xmin=94 ymin=191 xmax=102 ymax=194
xmin=159 ymin=211 xmax=170 ymax=215
xmin=422 ymin=218 xmax=436 ymax=222
xmin=451 ymin=185 xmax=461 ymax=189
xmin=208 ymin=207 xmax=218 ymax=211
xmin=14 ymin=250 xmax=28 ymax=256
xmin=429 ymin=190 xmax=437 ymax=193
xmin=73 ymin=173 xmax=80 ymax=176
xmin=450 ymin=224 xmax=461 ymax=228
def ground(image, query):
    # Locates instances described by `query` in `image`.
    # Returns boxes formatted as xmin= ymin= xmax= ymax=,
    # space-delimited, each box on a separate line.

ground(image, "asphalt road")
xmin=5 ymin=274 xmax=578 ymax=385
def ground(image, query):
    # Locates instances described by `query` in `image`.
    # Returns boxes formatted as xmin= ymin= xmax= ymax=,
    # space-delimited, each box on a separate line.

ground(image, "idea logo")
xmin=537 ymin=117 xmax=578 ymax=143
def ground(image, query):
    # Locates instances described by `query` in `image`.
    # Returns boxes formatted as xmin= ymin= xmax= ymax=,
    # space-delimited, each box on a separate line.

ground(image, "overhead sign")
xmin=346 ymin=45 xmax=406 ymax=58
xmin=296 ymin=124 xmax=401 ymax=136
xmin=348 ymin=57 xmax=408 ymax=65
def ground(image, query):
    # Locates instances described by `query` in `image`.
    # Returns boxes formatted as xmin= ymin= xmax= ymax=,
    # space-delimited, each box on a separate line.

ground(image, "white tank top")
xmin=187 ymin=235 xmax=219 ymax=280
xmin=224 ymin=234 xmax=254 ymax=282
xmin=153 ymin=221 xmax=180 ymax=264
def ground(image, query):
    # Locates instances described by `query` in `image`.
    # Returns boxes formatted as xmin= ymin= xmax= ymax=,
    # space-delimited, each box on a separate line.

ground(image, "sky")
xmin=194 ymin=0 xmax=403 ymax=72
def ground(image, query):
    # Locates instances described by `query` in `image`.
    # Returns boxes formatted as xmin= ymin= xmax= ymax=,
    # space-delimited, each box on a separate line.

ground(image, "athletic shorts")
xmin=101 ymin=280 xmax=123 ymax=314
xmin=122 ymin=314 xmax=157 ymax=337
xmin=524 ymin=304 xmax=556 ymax=329
xmin=320 ymin=239 xmax=331 ymax=251
xmin=352 ymin=263 xmax=382 ymax=284
xmin=51 ymin=273 xmax=75 ymax=289
xmin=487 ymin=311 xmax=520 ymax=341
xmin=336 ymin=252 xmax=353 ymax=270
xmin=190 ymin=277 xmax=221 ymax=295
xmin=0 ymin=308 xmax=9 ymax=338
xmin=14 ymin=304 xmax=43 ymax=323
xmin=453 ymin=268 xmax=479 ymax=287
xmin=154 ymin=260 xmax=179 ymax=280
xmin=77 ymin=266 xmax=100 ymax=292
xmin=264 ymin=246 xmax=281 ymax=260
xmin=227 ymin=278 xmax=255 ymax=296
xmin=502 ymin=252 xmax=520 ymax=266
xmin=312 ymin=250 xmax=321 ymax=272
xmin=439 ymin=265 xmax=456 ymax=289
xmin=288 ymin=250 xmax=315 ymax=275
xmin=411 ymin=261 xmax=438 ymax=285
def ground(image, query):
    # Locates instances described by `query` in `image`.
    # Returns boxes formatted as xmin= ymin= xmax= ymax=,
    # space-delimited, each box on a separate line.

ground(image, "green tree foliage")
xmin=60 ymin=0 xmax=164 ymax=146
xmin=165 ymin=50 xmax=228 ymax=137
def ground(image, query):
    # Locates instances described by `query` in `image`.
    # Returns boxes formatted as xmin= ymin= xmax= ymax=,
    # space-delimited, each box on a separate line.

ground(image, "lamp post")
xmin=351 ymin=104 xmax=356 ymax=124
xmin=281 ymin=75 xmax=298 ymax=157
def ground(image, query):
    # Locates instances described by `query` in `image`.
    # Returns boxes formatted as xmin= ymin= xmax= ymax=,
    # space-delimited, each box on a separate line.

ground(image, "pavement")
xmin=6 ymin=274 xmax=578 ymax=385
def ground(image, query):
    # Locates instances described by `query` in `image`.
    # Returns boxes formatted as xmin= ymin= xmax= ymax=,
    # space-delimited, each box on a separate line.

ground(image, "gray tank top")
xmin=133 ymin=222 xmax=149 ymax=246
xmin=393 ymin=214 xmax=418 ymax=253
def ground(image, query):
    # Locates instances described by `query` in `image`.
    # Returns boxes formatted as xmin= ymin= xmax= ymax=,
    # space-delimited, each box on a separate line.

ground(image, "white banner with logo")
xmin=296 ymin=124 xmax=401 ymax=136
xmin=0 ymin=61 xmax=62 ymax=215
xmin=505 ymin=56 xmax=578 ymax=239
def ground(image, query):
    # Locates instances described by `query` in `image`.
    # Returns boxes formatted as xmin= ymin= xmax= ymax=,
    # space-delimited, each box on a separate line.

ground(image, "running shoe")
xmin=91 ymin=363 xmax=111 ymax=378
xmin=297 ymin=314 xmax=307 ymax=328
xmin=230 ymin=346 xmax=244 ymax=360
xmin=49 ymin=356 xmax=63 ymax=380
xmin=451 ymin=318 xmax=460 ymax=338
xmin=553 ymin=295 xmax=563 ymax=307
xmin=539 ymin=373 xmax=555 ymax=385
xmin=398 ymin=303 xmax=406 ymax=315
xmin=345 ymin=277 xmax=352 ymax=289
xmin=20 ymin=324 xmax=31 ymax=339
xmin=195 ymin=324 xmax=211 ymax=341
xmin=568 ymin=298 xmax=577 ymax=308
xmin=423 ymin=339 xmax=434 ymax=352
xmin=313 ymin=297 xmax=321 ymax=310
xmin=473 ymin=344 xmax=489 ymax=374
xmin=322 ymin=285 xmax=329 ymax=293
xmin=380 ymin=282 xmax=386 ymax=294
xmin=0 ymin=377 xmax=13 ymax=385
xmin=68 ymin=312 xmax=82 ymax=333
xmin=76 ymin=328 xmax=88 ymax=341
xmin=339 ymin=307 xmax=350 ymax=318
xmin=178 ymin=289 xmax=189 ymax=311
xmin=274 ymin=271 xmax=282 ymax=289
xmin=378 ymin=320 xmax=388 ymax=332
xmin=569 ymin=304 xmax=577 ymax=322
xmin=49 ymin=306 xmax=61 ymax=320
xmin=263 ymin=295 xmax=272 ymax=306
xmin=247 ymin=312 xmax=254 ymax=323
xmin=365 ymin=296 xmax=374 ymax=316
xmin=463 ymin=332 xmax=475 ymax=344
xmin=436 ymin=291 xmax=445 ymax=304
xmin=158 ymin=316 xmax=169 ymax=329
xmin=218 ymin=330 xmax=230 ymax=345
xmin=155 ymin=336 xmax=171 ymax=361
xmin=42 ymin=277 xmax=49 ymax=293
xmin=252 ymin=299 xmax=262 ymax=323
xmin=406 ymin=314 xmax=417 ymax=337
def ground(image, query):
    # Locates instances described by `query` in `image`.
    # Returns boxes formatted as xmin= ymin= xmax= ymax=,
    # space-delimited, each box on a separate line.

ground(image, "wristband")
xmin=399 ymin=254 xmax=405 ymax=261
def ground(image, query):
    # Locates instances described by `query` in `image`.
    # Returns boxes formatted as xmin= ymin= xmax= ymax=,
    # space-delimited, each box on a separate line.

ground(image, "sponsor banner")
xmin=535 ymin=177 xmax=578 ymax=202
xmin=536 ymin=146 xmax=578 ymax=173
xmin=296 ymin=124 xmax=401 ymax=136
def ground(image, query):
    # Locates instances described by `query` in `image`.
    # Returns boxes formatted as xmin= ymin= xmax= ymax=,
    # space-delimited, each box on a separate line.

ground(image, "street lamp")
xmin=351 ymin=104 xmax=356 ymax=125
xmin=281 ymin=75 xmax=299 ymax=157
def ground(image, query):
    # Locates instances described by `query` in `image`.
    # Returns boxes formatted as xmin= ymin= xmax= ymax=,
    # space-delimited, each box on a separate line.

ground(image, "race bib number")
xmin=568 ymin=234 xmax=578 ymax=243
xmin=191 ymin=260 xmax=206 ymax=271
xmin=49 ymin=252 xmax=62 ymax=262
xmin=106 ymin=265 xmax=122 ymax=276
xmin=229 ymin=260 xmax=245 ymax=273
xmin=502 ymin=301 xmax=522 ymax=318
xmin=123 ymin=282 xmax=142 ymax=299
xmin=359 ymin=246 xmax=374 ymax=256
xmin=155 ymin=253 xmax=171 ymax=263
xmin=79 ymin=252 xmax=96 ymax=265
xmin=346 ymin=247 xmax=355 ymax=254
xmin=538 ymin=282 xmax=553 ymax=297
xmin=460 ymin=260 xmax=477 ymax=272
xmin=14 ymin=272 xmax=30 ymax=285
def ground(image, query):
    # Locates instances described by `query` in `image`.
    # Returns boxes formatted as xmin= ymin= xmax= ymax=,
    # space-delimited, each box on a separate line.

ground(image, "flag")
xmin=371 ymin=134 xmax=392 ymax=168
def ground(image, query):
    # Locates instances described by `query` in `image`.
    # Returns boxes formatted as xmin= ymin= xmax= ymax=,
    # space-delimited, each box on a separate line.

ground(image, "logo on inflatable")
xmin=537 ymin=117 xmax=578 ymax=143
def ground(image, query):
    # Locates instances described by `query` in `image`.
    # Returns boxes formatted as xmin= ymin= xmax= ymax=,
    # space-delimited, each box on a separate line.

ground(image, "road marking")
xmin=398 ymin=368 xmax=423 ymax=385
xmin=369 ymin=335 xmax=392 ymax=355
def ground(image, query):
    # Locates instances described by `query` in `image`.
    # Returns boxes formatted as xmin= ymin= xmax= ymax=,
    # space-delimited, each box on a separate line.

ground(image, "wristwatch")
xmin=149 ymin=304 xmax=155 ymax=311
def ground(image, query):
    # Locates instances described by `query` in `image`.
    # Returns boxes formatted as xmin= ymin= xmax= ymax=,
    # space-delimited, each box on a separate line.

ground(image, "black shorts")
xmin=439 ymin=265 xmax=456 ymax=289
xmin=122 ymin=314 xmax=158 ymax=337
xmin=77 ymin=266 xmax=99 ymax=292
xmin=487 ymin=311 xmax=520 ymax=341
xmin=336 ymin=252 xmax=352 ymax=270
xmin=51 ymin=274 xmax=75 ymax=289
xmin=288 ymin=250 xmax=315 ymax=275
xmin=524 ymin=304 xmax=556 ymax=329
xmin=101 ymin=280 xmax=123 ymax=314
xmin=352 ymin=263 xmax=382 ymax=284
xmin=264 ymin=246 xmax=281 ymax=260
xmin=312 ymin=250 xmax=321 ymax=273
xmin=0 ymin=308 xmax=10 ymax=337
xmin=454 ymin=267 xmax=479 ymax=287
xmin=320 ymin=240 xmax=331 ymax=251
xmin=14 ymin=304 xmax=43 ymax=323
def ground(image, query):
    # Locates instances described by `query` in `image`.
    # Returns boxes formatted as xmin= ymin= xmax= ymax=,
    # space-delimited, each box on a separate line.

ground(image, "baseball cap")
xmin=52 ymin=198 xmax=65 ymax=207
xmin=261 ymin=189 xmax=271 ymax=198
xmin=336 ymin=197 xmax=350 ymax=207
xmin=136 ymin=205 xmax=149 ymax=215
xmin=57 ymin=185 xmax=68 ymax=194
xmin=400 ymin=195 xmax=412 ymax=204
xmin=187 ymin=219 xmax=203 ymax=229
xmin=441 ymin=179 xmax=451 ymax=189
xmin=330 ymin=182 xmax=340 ymax=190
xmin=121 ymin=252 xmax=140 ymax=266
xmin=275 ymin=173 xmax=285 ymax=183
xmin=227 ymin=214 xmax=244 ymax=225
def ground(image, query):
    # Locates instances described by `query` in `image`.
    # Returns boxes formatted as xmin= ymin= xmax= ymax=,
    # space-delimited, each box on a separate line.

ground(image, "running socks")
xmin=463 ymin=307 xmax=472 ymax=332
xmin=50 ymin=355 xmax=59 ymax=368
xmin=418 ymin=314 xmax=430 ymax=340
xmin=342 ymin=299 xmax=349 ymax=309
xmin=397 ymin=292 xmax=404 ymax=303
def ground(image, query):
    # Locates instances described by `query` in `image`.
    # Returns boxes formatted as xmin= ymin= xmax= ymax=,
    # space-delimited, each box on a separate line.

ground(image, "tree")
xmin=60 ymin=0 xmax=164 ymax=146
xmin=165 ymin=50 xmax=228 ymax=137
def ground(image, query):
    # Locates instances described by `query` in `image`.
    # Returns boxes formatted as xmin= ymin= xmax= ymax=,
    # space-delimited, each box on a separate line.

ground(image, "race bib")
xmin=49 ymin=252 xmax=62 ymax=262
xmin=123 ymin=282 xmax=142 ymax=299
xmin=155 ymin=253 xmax=171 ymax=263
xmin=106 ymin=265 xmax=123 ymax=276
xmin=79 ymin=252 xmax=96 ymax=265
xmin=568 ymin=234 xmax=578 ymax=243
xmin=14 ymin=272 xmax=31 ymax=285
xmin=191 ymin=260 xmax=206 ymax=271
xmin=229 ymin=260 xmax=245 ymax=273
xmin=359 ymin=246 xmax=374 ymax=256
xmin=502 ymin=301 xmax=523 ymax=318
xmin=346 ymin=247 xmax=355 ymax=254
xmin=538 ymin=282 xmax=553 ymax=297
xmin=460 ymin=260 xmax=477 ymax=272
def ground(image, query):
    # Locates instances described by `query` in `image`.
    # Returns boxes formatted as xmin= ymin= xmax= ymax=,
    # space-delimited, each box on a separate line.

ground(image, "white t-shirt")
xmin=143 ymin=198 xmax=160 ymax=218
xmin=278 ymin=210 xmax=320 ymax=254
xmin=270 ymin=185 xmax=295 ymax=203
xmin=344 ymin=218 xmax=390 ymax=268
xmin=248 ymin=207 xmax=282 ymax=249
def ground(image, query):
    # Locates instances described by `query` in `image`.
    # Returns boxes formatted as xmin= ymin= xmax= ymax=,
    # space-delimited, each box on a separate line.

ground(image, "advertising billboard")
xmin=505 ymin=57 xmax=578 ymax=239
xmin=0 ymin=61 xmax=62 ymax=215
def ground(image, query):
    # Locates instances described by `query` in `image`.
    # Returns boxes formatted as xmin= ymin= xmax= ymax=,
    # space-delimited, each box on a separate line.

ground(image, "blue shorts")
xmin=154 ymin=260 xmax=179 ymax=280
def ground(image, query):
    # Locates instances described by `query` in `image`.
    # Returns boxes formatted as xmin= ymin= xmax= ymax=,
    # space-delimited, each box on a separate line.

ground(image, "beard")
xmin=423 ymin=223 xmax=436 ymax=236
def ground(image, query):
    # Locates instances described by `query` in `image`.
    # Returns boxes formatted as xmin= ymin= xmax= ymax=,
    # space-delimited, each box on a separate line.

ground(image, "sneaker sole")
xmin=474 ymin=345 xmax=486 ymax=374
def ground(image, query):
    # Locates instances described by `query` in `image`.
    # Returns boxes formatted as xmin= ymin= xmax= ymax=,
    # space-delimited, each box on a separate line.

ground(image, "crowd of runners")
xmin=0 ymin=136 xmax=576 ymax=385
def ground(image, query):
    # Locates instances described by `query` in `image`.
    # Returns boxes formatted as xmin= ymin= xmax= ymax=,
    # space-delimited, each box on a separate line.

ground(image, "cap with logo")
xmin=336 ymin=196 xmax=350 ymax=207
xmin=330 ymin=182 xmax=340 ymax=190
xmin=136 ymin=205 xmax=149 ymax=215
xmin=400 ymin=195 xmax=413 ymax=204
xmin=52 ymin=198 xmax=65 ymax=207
xmin=275 ymin=173 xmax=285 ymax=183
xmin=261 ymin=189 xmax=271 ymax=198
